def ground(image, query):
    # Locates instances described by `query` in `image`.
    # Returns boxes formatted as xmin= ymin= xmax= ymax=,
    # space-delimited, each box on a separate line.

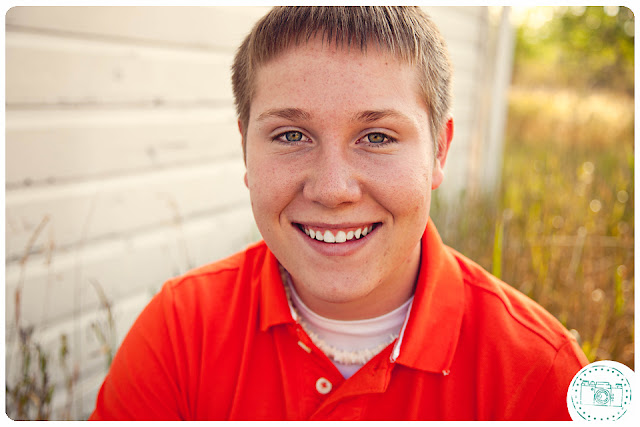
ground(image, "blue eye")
xmin=366 ymin=133 xmax=387 ymax=143
xmin=360 ymin=132 xmax=396 ymax=147
xmin=274 ymin=131 xmax=309 ymax=144
xmin=284 ymin=131 xmax=303 ymax=142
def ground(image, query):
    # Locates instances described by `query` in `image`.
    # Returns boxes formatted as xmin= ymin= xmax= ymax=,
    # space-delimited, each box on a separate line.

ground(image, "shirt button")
xmin=315 ymin=377 xmax=332 ymax=395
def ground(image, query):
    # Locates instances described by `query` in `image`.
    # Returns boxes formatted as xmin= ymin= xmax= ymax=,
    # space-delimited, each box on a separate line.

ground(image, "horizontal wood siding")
xmin=6 ymin=108 xmax=240 ymax=185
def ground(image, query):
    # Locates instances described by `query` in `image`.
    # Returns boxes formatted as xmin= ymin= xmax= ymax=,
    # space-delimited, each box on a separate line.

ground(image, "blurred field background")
xmin=432 ymin=6 xmax=634 ymax=369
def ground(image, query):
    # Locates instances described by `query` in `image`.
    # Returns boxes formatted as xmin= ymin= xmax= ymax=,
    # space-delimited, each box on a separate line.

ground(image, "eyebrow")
xmin=256 ymin=108 xmax=311 ymax=122
xmin=352 ymin=109 xmax=408 ymax=124
xmin=255 ymin=107 xmax=410 ymax=125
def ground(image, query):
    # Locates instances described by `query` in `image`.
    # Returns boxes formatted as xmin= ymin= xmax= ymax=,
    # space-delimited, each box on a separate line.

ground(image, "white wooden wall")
xmin=428 ymin=6 xmax=514 ymax=202
xmin=4 ymin=6 xmax=512 ymax=420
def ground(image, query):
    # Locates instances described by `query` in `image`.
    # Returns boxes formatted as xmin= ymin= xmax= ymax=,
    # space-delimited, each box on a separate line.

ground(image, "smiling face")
xmin=242 ymin=39 xmax=452 ymax=320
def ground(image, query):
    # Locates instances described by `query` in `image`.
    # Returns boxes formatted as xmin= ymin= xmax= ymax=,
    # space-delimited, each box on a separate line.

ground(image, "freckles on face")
xmin=246 ymin=157 xmax=298 ymax=227
xmin=241 ymin=39 xmax=439 ymax=318
xmin=371 ymin=152 xmax=433 ymax=218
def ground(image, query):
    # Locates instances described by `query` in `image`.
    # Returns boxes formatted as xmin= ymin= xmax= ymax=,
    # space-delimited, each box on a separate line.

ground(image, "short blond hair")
xmin=232 ymin=6 xmax=452 ymax=156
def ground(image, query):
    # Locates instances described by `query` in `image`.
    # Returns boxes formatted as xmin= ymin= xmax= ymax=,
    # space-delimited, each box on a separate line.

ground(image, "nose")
xmin=303 ymin=145 xmax=362 ymax=208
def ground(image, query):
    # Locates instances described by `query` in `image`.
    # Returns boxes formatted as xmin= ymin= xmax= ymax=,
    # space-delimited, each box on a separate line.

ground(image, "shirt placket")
xmin=293 ymin=322 xmax=347 ymax=398
xmin=272 ymin=322 xmax=345 ymax=419
xmin=309 ymin=345 xmax=396 ymax=420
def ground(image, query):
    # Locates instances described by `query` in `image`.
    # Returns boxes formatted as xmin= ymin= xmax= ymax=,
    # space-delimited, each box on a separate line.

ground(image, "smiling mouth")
xmin=295 ymin=223 xmax=380 ymax=243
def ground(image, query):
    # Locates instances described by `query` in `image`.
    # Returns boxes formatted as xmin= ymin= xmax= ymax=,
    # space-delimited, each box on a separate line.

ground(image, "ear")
xmin=431 ymin=117 xmax=454 ymax=190
xmin=238 ymin=120 xmax=250 ymax=188
xmin=237 ymin=119 xmax=245 ymax=137
xmin=237 ymin=120 xmax=247 ymax=164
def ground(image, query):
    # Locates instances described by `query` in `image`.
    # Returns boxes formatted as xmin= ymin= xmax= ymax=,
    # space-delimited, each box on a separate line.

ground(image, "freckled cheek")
xmin=247 ymin=161 xmax=301 ymax=217
xmin=369 ymin=163 xmax=431 ymax=214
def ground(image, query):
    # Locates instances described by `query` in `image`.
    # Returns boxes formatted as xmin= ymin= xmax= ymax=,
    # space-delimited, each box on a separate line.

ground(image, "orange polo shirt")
xmin=90 ymin=221 xmax=588 ymax=420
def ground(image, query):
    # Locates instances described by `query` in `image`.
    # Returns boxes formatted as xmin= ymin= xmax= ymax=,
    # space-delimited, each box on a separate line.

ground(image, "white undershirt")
xmin=287 ymin=279 xmax=413 ymax=379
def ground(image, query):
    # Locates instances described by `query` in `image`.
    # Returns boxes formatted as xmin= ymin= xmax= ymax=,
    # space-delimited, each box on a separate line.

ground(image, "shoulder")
xmin=445 ymin=247 xmax=587 ymax=419
xmin=449 ymin=246 xmax=577 ymax=353
xmin=90 ymin=243 xmax=271 ymax=420
xmin=165 ymin=240 xmax=269 ymax=290
xmin=129 ymin=240 xmax=272 ymax=354
xmin=156 ymin=240 xmax=270 ymax=313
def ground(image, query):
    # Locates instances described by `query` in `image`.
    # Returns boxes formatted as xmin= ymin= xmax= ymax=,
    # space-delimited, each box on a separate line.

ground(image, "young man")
xmin=90 ymin=7 xmax=588 ymax=420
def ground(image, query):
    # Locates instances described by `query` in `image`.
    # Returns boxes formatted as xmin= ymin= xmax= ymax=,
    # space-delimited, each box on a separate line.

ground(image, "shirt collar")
xmin=258 ymin=219 xmax=465 ymax=374
xmin=392 ymin=219 xmax=465 ymax=374
xmin=259 ymin=247 xmax=295 ymax=331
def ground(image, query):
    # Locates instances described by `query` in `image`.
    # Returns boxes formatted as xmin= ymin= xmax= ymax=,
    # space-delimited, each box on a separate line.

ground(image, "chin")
xmin=294 ymin=269 xmax=377 ymax=302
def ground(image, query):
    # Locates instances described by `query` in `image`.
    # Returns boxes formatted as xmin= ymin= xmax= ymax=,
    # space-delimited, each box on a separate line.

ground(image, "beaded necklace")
xmin=280 ymin=267 xmax=402 ymax=366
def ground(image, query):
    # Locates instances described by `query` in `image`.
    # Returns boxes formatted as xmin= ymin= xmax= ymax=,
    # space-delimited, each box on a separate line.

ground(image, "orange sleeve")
xmin=89 ymin=282 xmax=189 ymax=420
xmin=523 ymin=338 xmax=589 ymax=420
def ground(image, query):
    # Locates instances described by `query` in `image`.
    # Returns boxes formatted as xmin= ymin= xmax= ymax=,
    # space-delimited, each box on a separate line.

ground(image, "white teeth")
xmin=302 ymin=224 xmax=376 ymax=243
xmin=323 ymin=230 xmax=335 ymax=243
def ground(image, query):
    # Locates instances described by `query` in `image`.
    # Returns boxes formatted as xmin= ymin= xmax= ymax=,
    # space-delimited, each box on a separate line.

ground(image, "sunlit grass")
xmin=432 ymin=86 xmax=634 ymax=369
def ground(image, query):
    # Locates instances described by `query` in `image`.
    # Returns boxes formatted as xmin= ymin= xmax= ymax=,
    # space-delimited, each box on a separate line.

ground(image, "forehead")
xmin=250 ymin=38 xmax=426 ymax=118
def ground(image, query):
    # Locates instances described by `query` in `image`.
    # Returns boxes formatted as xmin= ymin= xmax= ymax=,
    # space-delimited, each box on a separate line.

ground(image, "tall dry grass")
xmin=432 ymin=86 xmax=634 ymax=369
